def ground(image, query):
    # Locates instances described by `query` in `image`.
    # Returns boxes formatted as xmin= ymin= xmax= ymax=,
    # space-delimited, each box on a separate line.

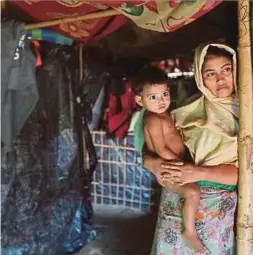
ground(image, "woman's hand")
xmin=142 ymin=154 xmax=177 ymax=186
xmin=143 ymin=155 xmax=183 ymax=186
xmin=161 ymin=161 xmax=205 ymax=185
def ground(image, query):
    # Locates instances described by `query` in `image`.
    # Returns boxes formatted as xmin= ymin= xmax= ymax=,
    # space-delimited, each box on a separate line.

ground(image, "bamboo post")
xmin=24 ymin=9 xmax=120 ymax=30
xmin=237 ymin=0 xmax=253 ymax=254
xmin=1 ymin=0 xmax=6 ymax=10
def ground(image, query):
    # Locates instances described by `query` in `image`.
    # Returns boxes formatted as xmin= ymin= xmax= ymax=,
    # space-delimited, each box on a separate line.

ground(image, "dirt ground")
xmin=77 ymin=205 xmax=157 ymax=255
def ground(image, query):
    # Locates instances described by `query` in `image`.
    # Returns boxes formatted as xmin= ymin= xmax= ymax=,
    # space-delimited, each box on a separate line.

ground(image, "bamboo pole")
xmin=237 ymin=0 xmax=253 ymax=254
xmin=24 ymin=9 xmax=120 ymax=30
xmin=0 ymin=0 xmax=6 ymax=10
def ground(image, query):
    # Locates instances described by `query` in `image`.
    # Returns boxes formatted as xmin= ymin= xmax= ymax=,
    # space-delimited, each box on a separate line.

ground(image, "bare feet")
xmin=183 ymin=230 xmax=204 ymax=251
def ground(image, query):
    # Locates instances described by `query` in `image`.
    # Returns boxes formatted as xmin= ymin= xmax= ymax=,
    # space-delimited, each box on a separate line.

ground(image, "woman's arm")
xmin=199 ymin=164 xmax=238 ymax=185
xmin=161 ymin=162 xmax=238 ymax=186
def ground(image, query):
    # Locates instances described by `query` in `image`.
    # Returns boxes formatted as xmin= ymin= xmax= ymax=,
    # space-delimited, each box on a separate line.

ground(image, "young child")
xmin=132 ymin=66 xmax=203 ymax=250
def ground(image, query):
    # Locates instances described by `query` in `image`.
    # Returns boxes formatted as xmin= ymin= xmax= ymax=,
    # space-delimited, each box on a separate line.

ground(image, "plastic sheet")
xmin=1 ymin=48 xmax=95 ymax=255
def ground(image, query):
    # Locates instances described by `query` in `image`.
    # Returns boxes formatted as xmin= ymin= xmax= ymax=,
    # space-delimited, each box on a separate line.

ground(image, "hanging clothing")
xmin=88 ymin=85 xmax=106 ymax=131
xmin=133 ymin=107 xmax=146 ymax=153
xmin=1 ymin=20 xmax=38 ymax=156
xmin=104 ymin=81 xmax=135 ymax=139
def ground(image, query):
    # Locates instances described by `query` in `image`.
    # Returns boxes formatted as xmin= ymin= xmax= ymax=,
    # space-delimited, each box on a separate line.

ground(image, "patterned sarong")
xmin=151 ymin=187 xmax=236 ymax=255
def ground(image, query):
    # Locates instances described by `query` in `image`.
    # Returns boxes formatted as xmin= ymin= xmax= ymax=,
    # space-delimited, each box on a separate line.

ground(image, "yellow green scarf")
xmin=172 ymin=43 xmax=239 ymax=191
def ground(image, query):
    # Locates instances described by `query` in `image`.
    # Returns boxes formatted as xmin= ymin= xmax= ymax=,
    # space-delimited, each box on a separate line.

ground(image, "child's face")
xmin=135 ymin=83 xmax=171 ymax=113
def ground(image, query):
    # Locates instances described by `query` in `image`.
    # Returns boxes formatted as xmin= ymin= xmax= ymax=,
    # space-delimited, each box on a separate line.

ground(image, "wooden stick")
xmin=24 ymin=9 xmax=120 ymax=30
xmin=98 ymin=159 xmax=137 ymax=166
xmin=93 ymin=143 xmax=136 ymax=151
xmin=78 ymin=44 xmax=89 ymax=171
xmin=79 ymin=45 xmax=84 ymax=82
xmin=237 ymin=0 xmax=253 ymax=254
xmin=91 ymin=131 xmax=134 ymax=135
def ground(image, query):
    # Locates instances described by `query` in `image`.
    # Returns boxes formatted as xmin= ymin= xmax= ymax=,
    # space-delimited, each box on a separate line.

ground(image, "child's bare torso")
xmin=143 ymin=111 xmax=185 ymax=159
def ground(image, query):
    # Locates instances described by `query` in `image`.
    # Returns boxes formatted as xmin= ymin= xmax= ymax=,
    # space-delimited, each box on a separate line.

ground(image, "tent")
xmin=3 ymin=1 xmax=238 ymax=59
xmin=1 ymin=0 xmax=252 ymax=254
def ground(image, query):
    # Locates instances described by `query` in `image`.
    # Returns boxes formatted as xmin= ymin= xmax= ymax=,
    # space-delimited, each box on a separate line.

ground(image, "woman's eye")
xmin=207 ymin=72 xmax=215 ymax=78
xmin=223 ymin=67 xmax=232 ymax=73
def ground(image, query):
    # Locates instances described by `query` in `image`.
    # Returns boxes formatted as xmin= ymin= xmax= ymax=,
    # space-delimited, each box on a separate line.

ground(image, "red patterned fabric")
xmin=12 ymin=0 xmax=223 ymax=41
xmin=103 ymin=0 xmax=223 ymax=33
xmin=105 ymin=82 xmax=135 ymax=139
xmin=12 ymin=0 xmax=127 ymax=43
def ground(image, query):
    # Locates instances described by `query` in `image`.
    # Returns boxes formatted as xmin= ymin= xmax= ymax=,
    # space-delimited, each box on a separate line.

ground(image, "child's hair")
xmin=131 ymin=65 xmax=169 ymax=95
xmin=206 ymin=46 xmax=233 ymax=62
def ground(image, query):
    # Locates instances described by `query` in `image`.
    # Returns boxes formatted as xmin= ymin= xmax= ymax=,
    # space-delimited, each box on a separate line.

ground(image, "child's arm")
xmin=144 ymin=114 xmax=183 ymax=161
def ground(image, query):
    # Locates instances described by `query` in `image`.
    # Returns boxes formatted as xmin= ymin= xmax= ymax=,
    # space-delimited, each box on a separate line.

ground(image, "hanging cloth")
xmin=1 ymin=20 xmax=38 ymax=156
xmin=133 ymin=107 xmax=146 ymax=153
xmin=105 ymin=82 xmax=135 ymax=139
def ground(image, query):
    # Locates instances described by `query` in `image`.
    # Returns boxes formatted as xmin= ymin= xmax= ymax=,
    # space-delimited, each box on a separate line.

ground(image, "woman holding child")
xmin=135 ymin=43 xmax=239 ymax=254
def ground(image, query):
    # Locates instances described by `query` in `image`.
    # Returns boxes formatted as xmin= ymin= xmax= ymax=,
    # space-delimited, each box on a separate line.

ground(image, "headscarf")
xmin=172 ymin=43 xmax=239 ymax=169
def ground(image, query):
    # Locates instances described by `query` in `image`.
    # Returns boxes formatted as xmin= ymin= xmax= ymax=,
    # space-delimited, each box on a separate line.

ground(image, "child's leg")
xmin=181 ymin=184 xmax=203 ymax=249
xmin=165 ymin=183 xmax=203 ymax=250
xmin=181 ymin=184 xmax=200 ymax=233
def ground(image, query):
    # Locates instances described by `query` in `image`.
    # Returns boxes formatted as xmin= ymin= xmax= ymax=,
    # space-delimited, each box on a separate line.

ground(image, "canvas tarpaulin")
xmin=11 ymin=0 xmax=222 ymax=42
xmin=107 ymin=0 xmax=222 ymax=32
xmin=11 ymin=0 xmax=127 ymax=43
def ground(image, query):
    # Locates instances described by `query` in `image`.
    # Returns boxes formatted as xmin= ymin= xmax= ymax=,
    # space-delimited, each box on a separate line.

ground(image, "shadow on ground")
xmin=78 ymin=205 xmax=157 ymax=255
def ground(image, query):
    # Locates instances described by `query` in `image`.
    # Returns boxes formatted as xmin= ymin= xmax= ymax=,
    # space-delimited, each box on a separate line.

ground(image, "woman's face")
xmin=202 ymin=54 xmax=234 ymax=98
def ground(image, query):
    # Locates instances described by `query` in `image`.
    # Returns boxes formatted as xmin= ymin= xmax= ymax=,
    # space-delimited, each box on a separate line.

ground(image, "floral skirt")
xmin=151 ymin=187 xmax=237 ymax=255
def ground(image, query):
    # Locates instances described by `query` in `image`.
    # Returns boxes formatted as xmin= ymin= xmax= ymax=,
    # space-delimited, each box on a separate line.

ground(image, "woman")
xmin=143 ymin=43 xmax=239 ymax=254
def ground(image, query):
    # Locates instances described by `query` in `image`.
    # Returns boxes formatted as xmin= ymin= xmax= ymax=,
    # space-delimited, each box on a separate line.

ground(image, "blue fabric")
xmin=27 ymin=29 xmax=73 ymax=45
